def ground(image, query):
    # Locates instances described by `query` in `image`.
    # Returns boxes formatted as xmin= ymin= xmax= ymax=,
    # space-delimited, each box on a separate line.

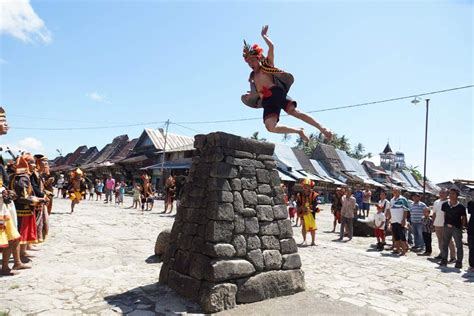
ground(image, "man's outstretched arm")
xmin=261 ymin=25 xmax=274 ymax=66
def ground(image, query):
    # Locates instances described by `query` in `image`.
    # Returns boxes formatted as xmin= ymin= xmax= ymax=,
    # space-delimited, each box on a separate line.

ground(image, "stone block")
xmin=210 ymin=162 xmax=238 ymax=179
xmin=205 ymin=259 xmax=256 ymax=282
xmin=199 ymin=282 xmax=238 ymax=313
xmin=257 ymin=195 xmax=272 ymax=205
xmin=246 ymin=235 xmax=261 ymax=250
xmin=223 ymin=147 xmax=255 ymax=159
xmin=256 ymin=169 xmax=270 ymax=183
xmin=191 ymin=236 xmax=205 ymax=253
xmin=257 ymin=184 xmax=272 ymax=195
xmin=263 ymin=250 xmax=282 ymax=270
xmin=207 ymin=202 xmax=234 ymax=221
xmin=174 ymin=250 xmax=191 ymax=274
xmin=190 ymin=253 xmax=212 ymax=280
xmin=282 ymin=253 xmax=302 ymax=270
xmin=230 ymin=179 xmax=241 ymax=191
xmin=256 ymin=205 xmax=274 ymax=221
xmin=273 ymin=205 xmax=288 ymax=220
xmin=234 ymin=214 xmax=245 ymax=234
xmin=242 ymin=190 xmax=257 ymax=206
xmin=154 ymin=229 xmax=170 ymax=256
xmin=264 ymin=161 xmax=277 ymax=170
xmin=244 ymin=217 xmax=259 ymax=234
xmin=256 ymin=154 xmax=274 ymax=161
xmin=241 ymin=177 xmax=257 ymax=190
xmin=232 ymin=235 xmax=247 ymax=257
xmin=182 ymin=223 xmax=199 ymax=236
xmin=236 ymin=270 xmax=305 ymax=304
xmin=207 ymin=178 xmax=231 ymax=191
xmin=208 ymin=190 xmax=234 ymax=203
xmin=278 ymin=219 xmax=293 ymax=239
xmin=240 ymin=166 xmax=256 ymax=177
xmin=233 ymin=192 xmax=244 ymax=214
xmin=260 ymin=236 xmax=280 ymax=250
xmin=205 ymin=221 xmax=234 ymax=243
xmin=259 ymin=222 xmax=280 ymax=236
xmin=280 ymin=238 xmax=297 ymax=254
xmin=194 ymin=134 xmax=206 ymax=149
xmin=246 ymin=249 xmax=264 ymax=272
xmin=168 ymin=270 xmax=202 ymax=301
xmin=269 ymin=170 xmax=281 ymax=186
xmin=202 ymin=242 xmax=236 ymax=258
xmin=158 ymin=262 xmax=170 ymax=284
xmin=241 ymin=207 xmax=256 ymax=217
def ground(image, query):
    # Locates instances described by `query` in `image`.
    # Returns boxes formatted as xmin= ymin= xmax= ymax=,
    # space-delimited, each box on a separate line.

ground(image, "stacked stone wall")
xmin=159 ymin=132 xmax=305 ymax=313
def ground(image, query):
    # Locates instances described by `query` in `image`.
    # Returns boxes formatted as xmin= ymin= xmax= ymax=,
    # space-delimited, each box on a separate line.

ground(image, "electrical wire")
xmin=12 ymin=121 xmax=167 ymax=131
xmin=10 ymin=84 xmax=473 ymax=130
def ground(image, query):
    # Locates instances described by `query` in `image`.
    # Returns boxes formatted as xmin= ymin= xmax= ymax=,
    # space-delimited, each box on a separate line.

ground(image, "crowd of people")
xmin=288 ymin=176 xmax=473 ymax=273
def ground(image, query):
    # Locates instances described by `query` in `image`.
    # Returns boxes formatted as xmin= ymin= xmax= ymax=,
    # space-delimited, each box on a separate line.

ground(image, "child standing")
xmin=132 ymin=185 xmax=141 ymax=210
xmin=421 ymin=208 xmax=434 ymax=256
xmin=288 ymin=195 xmax=297 ymax=225
xmin=374 ymin=204 xmax=386 ymax=251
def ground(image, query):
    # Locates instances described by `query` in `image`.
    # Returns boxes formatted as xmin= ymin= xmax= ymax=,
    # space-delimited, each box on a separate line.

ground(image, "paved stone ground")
xmin=1 ymin=196 xmax=473 ymax=315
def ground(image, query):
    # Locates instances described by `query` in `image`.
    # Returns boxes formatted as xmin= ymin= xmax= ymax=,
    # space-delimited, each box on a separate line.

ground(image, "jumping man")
xmin=241 ymin=25 xmax=333 ymax=142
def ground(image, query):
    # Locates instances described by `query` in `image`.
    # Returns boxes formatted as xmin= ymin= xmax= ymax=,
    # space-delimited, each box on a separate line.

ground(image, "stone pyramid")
xmin=159 ymin=132 xmax=305 ymax=313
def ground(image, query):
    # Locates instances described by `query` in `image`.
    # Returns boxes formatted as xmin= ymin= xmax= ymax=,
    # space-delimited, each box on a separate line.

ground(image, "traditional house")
xmin=124 ymin=129 xmax=194 ymax=188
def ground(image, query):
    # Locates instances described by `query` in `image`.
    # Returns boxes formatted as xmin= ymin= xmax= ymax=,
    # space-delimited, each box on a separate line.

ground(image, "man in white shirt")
xmin=432 ymin=188 xmax=456 ymax=262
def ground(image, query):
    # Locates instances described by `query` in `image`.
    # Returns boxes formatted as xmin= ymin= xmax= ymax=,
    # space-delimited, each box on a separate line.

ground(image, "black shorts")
xmin=391 ymin=223 xmax=406 ymax=242
xmin=262 ymin=86 xmax=296 ymax=122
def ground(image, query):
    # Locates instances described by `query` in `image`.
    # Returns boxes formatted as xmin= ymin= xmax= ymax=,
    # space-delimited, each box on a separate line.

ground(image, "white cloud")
xmin=0 ymin=0 xmax=52 ymax=44
xmin=18 ymin=137 xmax=45 ymax=152
xmin=86 ymin=92 xmax=111 ymax=104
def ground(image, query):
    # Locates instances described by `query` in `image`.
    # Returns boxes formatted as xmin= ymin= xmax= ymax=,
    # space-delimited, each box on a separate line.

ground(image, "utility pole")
xmin=159 ymin=119 xmax=170 ymax=189
xmin=422 ymin=99 xmax=430 ymax=199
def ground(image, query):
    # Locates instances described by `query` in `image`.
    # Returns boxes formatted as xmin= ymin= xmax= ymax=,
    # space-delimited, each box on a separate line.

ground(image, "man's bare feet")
xmin=298 ymin=128 xmax=309 ymax=143
xmin=321 ymin=127 xmax=333 ymax=141
xmin=13 ymin=263 xmax=31 ymax=270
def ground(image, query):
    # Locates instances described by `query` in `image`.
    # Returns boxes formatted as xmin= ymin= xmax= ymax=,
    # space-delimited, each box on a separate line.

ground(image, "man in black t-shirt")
xmin=467 ymin=200 xmax=474 ymax=273
xmin=439 ymin=188 xmax=467 ymax=269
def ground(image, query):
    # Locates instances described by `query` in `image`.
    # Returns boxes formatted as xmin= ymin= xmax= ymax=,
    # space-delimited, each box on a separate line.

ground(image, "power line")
xmin=174 ymin=84 xmax=474 ymax=125
xmin=9 ymin=84 xmax=473 ymax=130
xmin=170 ymin=122 xmax=202 ymax=134
xmin=12 ymin=121 xmax=167 ymax=131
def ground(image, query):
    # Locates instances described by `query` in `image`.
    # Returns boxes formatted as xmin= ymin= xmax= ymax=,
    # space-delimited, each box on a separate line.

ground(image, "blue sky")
xmin=0 ymin=0 xmax=472 ymax=183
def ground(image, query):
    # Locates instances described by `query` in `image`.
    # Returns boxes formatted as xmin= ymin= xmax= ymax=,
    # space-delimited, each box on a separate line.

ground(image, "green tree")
xmin=407 ymin=165 xmax=423 ymax=182
xmin=250 ymin=131 xmax=267 ymax=142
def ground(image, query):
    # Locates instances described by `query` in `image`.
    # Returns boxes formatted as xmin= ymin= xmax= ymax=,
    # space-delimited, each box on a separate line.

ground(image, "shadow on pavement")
xmin=103 ymin=282 xmax=201 ymax=314
xmin=435 ymin=266 xmax=462 ymax=274
xmin=145 ymin=255 xmax=162 ymax=264
xmin=461 ymin=273 xmax=474 ymax=282
xmin=380 ymin=252 xmax=401 ymax=258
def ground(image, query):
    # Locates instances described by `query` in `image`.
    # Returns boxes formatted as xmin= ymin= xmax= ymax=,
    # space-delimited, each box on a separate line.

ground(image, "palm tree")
xmin=407 ymin=165 xmax=423 ymax=182
xmin=250 ymin=131 xmax=267 ymax=142
xmin=282 ymin=133 xmax=291 ymax=143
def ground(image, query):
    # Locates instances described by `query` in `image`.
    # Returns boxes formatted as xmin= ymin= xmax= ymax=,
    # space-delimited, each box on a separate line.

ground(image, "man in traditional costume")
xmin=0 ymin=107 xmax=31 ymax=275
xmin=296 ymin=178 xmax=319 ymax=246
xmin=164 ymin=175 xmax=176 ymax=214
xmin=140 ymin=174 xmax=153 ymax=211
xmin=241 ymin=26 xmax=333 ymax=143
xmin=69 ymin=168 xmax=85 ymax=213
xmin=12 ymin=153 xmax=47 ymax=262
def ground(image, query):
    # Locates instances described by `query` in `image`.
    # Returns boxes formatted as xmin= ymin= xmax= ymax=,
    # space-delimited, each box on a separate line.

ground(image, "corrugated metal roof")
xmin=335 ymin=149 xmax=370 ymax=179
xmin=144 ymin=128 xmax=194 ymax=151
xmin=309 ymin=159 xmax=347 ymax=186
xmin=273 ymin=143 xmax=303 ymax=171
xmin=278 ymin=170 xmax=297 ymax=182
